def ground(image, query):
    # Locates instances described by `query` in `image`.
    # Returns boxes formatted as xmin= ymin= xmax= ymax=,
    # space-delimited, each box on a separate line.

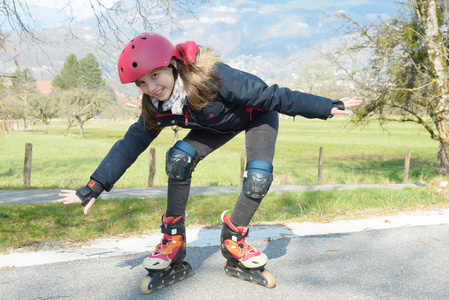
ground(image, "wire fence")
xmin=19 ymin=143 xmax=435 ymax=188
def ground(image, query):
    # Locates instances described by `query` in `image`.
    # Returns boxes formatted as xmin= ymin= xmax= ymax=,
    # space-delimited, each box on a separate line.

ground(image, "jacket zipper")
xmin=155 ymin=106 xmax=192 ymax=126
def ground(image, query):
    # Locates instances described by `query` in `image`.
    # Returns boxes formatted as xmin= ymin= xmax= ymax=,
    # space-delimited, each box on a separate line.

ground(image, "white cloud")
xmin=264 ymin=18 xmax=311 ymax=39
xmin=198 ymin=17 xmax=237 ymax=25
xmin=257 ymin=4 xmax=280 ymax=14
xmin=27 ymin=0 xmax=117 ymax=19
xmin=279 ymin=0 xmax=372 ymax=11
xmin=211 ymin=6 xmax=238 ymax=13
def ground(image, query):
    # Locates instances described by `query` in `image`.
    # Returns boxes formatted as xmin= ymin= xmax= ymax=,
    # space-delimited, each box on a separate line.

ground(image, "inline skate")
xmin=220 ymin=211 xmax=275 ymax=288
xmin=140 ymin=213 xmax=192 ymax=295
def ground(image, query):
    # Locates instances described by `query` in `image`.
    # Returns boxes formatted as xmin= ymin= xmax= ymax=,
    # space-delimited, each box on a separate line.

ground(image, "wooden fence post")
xmin=241 ymin=147 xmax=246 ymax=185
xmin=318 ymin=146 xmax=324 ymax=184
xmin=23 ymin=143 xmax=32 ymax=187
xmin=148 ymin=148 xmax=156 ymax=187
xmin=172 ymin=126 xmax=179 ymax=144
xmin=403 ymin=147 xmax=411 ymax=183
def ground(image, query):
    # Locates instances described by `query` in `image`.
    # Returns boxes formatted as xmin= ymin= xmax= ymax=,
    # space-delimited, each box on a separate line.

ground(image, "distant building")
xmin=35 ymin=81 xmax=53 ymax=95
xmin=117 ymin=95 xmax=141 ymax=108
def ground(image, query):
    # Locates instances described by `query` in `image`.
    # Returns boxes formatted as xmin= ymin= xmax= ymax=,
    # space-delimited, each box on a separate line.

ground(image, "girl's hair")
xmin=140 ymin=46 xmax=222 ymax=132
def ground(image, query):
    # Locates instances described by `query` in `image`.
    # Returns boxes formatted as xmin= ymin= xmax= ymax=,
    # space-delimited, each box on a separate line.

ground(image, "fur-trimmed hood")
xmin=190 ymin=46 xmax=223 ymax=85
xmin=196 ymin=46 xmax=223 ymax=69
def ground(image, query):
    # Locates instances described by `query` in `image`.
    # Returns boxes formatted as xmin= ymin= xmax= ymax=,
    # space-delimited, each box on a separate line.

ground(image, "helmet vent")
xmin=132 ymin=45 xmax=135 ymax=49
xmin=132 ymin=62 xmax=138 ymax=68
xmin=120 ymin=68 xmax=124 ymax=73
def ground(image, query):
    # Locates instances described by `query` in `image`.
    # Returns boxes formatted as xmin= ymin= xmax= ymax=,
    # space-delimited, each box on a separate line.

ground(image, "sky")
xmin=24 ymin=0 xmax=398 ymax=30
xmin=25 ymin=0 xmax=396 ymax=17
xmin=26 ymin=0 xmax=116 ymax=20
xmin=164 ymin=0 xmax=398 ymax=57
xmin=7 ymin=0 xmax=401 ymax=81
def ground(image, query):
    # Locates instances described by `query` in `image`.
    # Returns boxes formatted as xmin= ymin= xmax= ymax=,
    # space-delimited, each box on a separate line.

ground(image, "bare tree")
xmin=28 ymin=93 xmax=58 ymax=133
xmin=0 ymin=96 xmax=24 ymax=131
xmin=55 ymin=87 xmax=114 ymax=137
xmin=11 ymin=68 xmax=36 ymax=129
xmin=325 ymin=0 xmax=449 ymax=174
xmin=292 ymin=55 xmax=350 ymax=100
xmin=1 ymin=0 xmax=206 ymax=49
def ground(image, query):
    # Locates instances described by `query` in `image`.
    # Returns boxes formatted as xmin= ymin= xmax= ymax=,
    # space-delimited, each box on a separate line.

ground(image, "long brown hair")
xmin=140 ymin=46 xmax=222 ymax=132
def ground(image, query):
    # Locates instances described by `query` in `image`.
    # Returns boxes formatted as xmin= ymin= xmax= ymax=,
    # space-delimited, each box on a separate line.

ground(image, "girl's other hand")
xmin=58 ymin=189 xmax=96 ymax=215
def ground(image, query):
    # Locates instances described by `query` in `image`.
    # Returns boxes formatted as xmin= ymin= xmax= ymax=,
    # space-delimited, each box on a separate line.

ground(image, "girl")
xmin=58 ymin=32 xmax=361 ymax=290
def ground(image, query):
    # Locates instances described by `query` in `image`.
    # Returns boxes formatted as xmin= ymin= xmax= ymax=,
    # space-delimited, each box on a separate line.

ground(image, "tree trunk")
xmin=417 ymin=0 xmax=449 ymax=174
xmin=437 ymin=142 xmax=449 ymax=175
xmin=24 ymin=90 xmax=28 ymax=129
xmin=79 ymin=121 xmax=84 ymax=138
xmin=64 ymin=121 xmax=71 ymax=136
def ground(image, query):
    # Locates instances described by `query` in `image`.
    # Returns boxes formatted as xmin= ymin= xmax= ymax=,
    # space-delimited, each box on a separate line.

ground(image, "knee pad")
xmin=166 ymin=141 xmax=198 ymax=181
xmin=243 ymin=160 xmax=273 ymax=200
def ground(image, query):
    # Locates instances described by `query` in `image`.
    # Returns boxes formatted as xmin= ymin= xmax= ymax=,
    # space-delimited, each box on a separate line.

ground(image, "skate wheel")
xmin=177 ymin=276 xmax=185 ymax=281
xmin=238 ymin=275 xmax=247 ymax=281
xmin=155 ymin=285 xmax=164 ymax=290
xmin=262 ymin=270 xmax=275 ymax=288
xmin=140 ymin=276 xmax=153 ymax=295
xmin=166 ymin=268 xmax=177 ymax=285
xmin=166 ymin=280 xmax=175 ymax=286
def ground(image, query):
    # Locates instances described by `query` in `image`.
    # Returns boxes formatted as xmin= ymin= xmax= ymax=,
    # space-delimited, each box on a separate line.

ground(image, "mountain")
xmin=0 ymin=0 xmax=397 ymax=97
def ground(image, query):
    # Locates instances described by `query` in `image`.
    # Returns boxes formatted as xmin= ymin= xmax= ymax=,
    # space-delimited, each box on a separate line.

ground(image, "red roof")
xmin=117 ymin=96 xmax=141 ymax=107
xmin=35 ymin=81 xmax=53 ymax=95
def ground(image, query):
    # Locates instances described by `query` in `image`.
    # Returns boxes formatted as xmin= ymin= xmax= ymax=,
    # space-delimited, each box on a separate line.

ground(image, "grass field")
xmin=0 ymin=117 xmax=440 ymax=189
xmin=1 ymin=186 xmax=447 ymax=251
xmin=1 ymin=116 xmax=447 ymax=251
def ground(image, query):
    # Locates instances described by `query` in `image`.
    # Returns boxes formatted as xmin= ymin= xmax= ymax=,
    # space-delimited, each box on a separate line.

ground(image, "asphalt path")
xmin=0 ymin=183 xmax=424 ymax=204
xmin=1 ymin=223 xmax=448 ymax=300
xmin=1 ymin=184 xmax=449 ymax=299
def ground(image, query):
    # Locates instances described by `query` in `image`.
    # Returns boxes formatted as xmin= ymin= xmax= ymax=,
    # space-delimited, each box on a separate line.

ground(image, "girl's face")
xmin=136 ymin=66 xmax=175 ymax=101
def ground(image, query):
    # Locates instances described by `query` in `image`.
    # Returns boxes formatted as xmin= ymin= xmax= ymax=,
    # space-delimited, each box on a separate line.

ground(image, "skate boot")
xmin=140 ymin=213 xmax=192 ymax=295
xmin=220 ymin=211 xmax=275 ymax=288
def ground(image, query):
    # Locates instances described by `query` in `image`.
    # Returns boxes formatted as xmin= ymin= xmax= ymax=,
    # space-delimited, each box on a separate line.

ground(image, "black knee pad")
xmin=166 ymin=141 xmax=198 ymax=180
xmin=243 ymin=160 xmax=273 ymax=200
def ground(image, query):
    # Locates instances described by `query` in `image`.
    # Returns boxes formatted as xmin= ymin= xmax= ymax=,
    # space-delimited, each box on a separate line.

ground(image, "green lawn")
xmin=0 ymin=117 xmax=439 ymax=189
xmin=1 ymin=186 xmax=447 ymax=251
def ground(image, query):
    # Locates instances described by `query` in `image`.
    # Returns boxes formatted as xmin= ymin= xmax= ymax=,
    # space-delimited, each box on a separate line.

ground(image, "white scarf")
xmin=150 ymin=78 xmax=186 ymax=115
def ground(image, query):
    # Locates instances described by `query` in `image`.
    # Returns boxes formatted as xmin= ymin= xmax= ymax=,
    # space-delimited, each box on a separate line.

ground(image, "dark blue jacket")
xmin=91 ymin=63 xmax=333 ymax=191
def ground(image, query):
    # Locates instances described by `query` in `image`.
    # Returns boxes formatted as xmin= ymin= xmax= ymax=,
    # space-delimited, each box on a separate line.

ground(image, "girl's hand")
xmin=331 ymin=96 xmax=362 ymax=115
xmin=58 ymin=189 xmax=97 ymax=215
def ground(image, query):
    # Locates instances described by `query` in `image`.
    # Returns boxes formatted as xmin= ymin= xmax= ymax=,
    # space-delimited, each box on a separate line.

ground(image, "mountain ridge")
xmin=1 ymin=1 xmax=396 ymax=97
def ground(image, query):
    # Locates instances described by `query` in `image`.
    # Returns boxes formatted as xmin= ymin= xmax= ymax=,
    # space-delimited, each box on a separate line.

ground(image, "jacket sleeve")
xmin=216 ymin=64 xmax=333 ymax=119
xmin=90 ymin=115 xmax=159 ymax=191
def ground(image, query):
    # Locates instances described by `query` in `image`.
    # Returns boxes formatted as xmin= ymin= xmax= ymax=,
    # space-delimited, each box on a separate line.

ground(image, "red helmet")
xmin=117 ymin=33 xmax=182 ymax=84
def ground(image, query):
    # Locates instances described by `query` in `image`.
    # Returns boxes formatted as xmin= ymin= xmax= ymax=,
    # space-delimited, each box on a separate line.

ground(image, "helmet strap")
xmin=168 ymin=60 xmax=181 ymax=81
xmin=164 ymin=60 xmax=182 ymax=101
